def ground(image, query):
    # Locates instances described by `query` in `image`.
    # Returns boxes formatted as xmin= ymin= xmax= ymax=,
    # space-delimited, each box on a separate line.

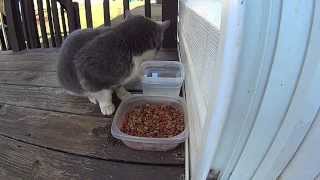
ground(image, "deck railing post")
xmin=60 ymin=7 xmax=68 ymax=39
xmin=0 ymin=14 xmax=10 ymax=50
xmin=20 ymin=1 xmax=31 ymax=48
xmin=162 ymin=0 xmax=178 ymax=48
xmin=37 ymin=0 xmax=49 ymax=48
xmin=21 ymin=0 xmax=41 ymax=48
xmin=103 ymin=0 xmax=111 ymax=26
xmin=58 ymin=0 xmax=80 ymax=32
xmin=0 ymin=29 xmax=6 ymax=50
xmin=72 ymin=2 xmax=81 ymax=29
xmin=4 ymin=0 xmax=26 ymax=51
xmin=123 ymin=0 xmax=129 ymax=18
xmin=145 ymin=0 xmax=151 ymax=18
xmin=46 ymin=0 xmax=56 ymax=47
xmin=51 ymin=0 xmax=63 ymax=47
xmin=85 ymin=0 xmax=93 ymax=28
xmin=62 ymin=0 xmax=77 ymax=32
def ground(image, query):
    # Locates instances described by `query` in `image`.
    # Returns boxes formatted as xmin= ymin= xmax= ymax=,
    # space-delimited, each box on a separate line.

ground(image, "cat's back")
xmin=57 ymin=28 xmax=107 ymax=94
xmin=59 ymin=28 xmax=106 ymax=61
xmin=73 ymin=29 xmax=132 ymax=91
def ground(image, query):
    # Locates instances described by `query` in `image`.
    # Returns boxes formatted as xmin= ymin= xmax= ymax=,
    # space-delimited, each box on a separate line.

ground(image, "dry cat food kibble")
xmin=120 ymin=104 xmax=185 ymax=138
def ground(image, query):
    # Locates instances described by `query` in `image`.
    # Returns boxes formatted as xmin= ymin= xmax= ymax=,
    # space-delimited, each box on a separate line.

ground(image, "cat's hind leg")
xmin=91 ymin=89 xmax=115 ymax=115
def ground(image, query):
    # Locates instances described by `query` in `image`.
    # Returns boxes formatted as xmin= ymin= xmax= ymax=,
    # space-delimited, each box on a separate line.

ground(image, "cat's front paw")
xmin=88 ymin=96 xmax=97 ymax=104
xmin=100 ymin=104 xmax=115 ymax=116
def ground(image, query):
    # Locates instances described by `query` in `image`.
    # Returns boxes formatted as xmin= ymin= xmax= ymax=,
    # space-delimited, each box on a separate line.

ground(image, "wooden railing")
xmin=1 ymin=0 xmax=177 ymax=52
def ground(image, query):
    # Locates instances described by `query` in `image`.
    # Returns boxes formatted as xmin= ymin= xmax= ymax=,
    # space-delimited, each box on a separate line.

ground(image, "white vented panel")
xmin=178 ymin=0 xmax=222 ymax=176
xmin=179 ymin=2 xmax=221 ymax=125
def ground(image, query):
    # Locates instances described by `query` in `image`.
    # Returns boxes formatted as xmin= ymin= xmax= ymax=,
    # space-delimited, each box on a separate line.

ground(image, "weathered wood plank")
xmin=37 ymin=0 xmax=50 ymax=48
xmin=51 ymin=0 xmax=63 ymax=47
xmin=0 ymin=49 xmax=59 ymax=61
xmin=0 ymin=71 xmax=59 ymax=87
xmin=0 ymin=136 xmax=184 ymax=179
xmin=0 ymin=49 xmax=177 ymax=74
xmin=0 ymin=60 xmax=56 ymax=71
xmin=0 ymin=84 xmax=103 ymax=116
xmin=0 ymin=104 xmax=184 ymax=165
xmin=85 ymin=0 xmax=93 ymax=28
xmin=0 ymin=70 xmax=145 ymax=91
xmin=60 ymin=6 xmax=68 ymax=39
xmin=46 ymin=0 xmax=56 ymax=47
xmin=162 ymin=0 xmax=178 ymax=48
xmin=145 ymin=0 xmax=151 ymax=17
xmin=2 ymin=70 xmax=142 ymax=92
xmin=4 ymin=0 xmax=26 ymax=51
xmin=103 ymin=0 xmax=111 ymax=26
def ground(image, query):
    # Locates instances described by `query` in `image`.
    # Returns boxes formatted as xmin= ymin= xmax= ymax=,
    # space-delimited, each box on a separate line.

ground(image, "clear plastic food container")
xmin=141 ymin=61 xmax=185 ymax=97
xmin=111 ymin=95 xmax=188 ymax=151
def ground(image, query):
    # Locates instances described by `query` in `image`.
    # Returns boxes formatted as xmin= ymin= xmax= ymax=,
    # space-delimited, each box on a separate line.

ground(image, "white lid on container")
xmin=141 ymin=61 xmax=185 ymax=86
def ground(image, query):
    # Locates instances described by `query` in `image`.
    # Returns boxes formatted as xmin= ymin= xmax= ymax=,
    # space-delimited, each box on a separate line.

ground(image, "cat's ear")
xmin=160 ymin=20 xmax=171 ymax=32
xmin=125 ymin=10 xmax=134 ymax=20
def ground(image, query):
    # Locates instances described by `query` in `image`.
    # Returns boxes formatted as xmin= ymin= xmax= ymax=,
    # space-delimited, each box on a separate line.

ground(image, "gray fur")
xmin=57 ymin=14 xmax=169 ymax=94
xmin=57 ymin=27 xmax=110 ymax=94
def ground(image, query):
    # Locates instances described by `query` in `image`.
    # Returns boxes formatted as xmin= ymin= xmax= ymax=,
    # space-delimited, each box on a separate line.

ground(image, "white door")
xmin=178 ymin=0 xmax=244 ymax=179
xmin=279 ymin=113 xmax=320 ymax=180
xmin=179 ymin=0 xmax=320 ymax=180
xmin=227 ymin=1 xmax=320 ymax=179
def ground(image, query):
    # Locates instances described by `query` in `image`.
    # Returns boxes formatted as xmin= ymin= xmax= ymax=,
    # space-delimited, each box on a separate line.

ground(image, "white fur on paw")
xmin=88 ymin=96 xmax=97 ymax=104
xmin=100 ymin=104 xmax=115 ymax=116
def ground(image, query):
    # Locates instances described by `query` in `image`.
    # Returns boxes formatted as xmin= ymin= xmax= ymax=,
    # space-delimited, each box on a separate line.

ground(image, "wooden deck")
xmin=0 ymin=48 xmax=184 ymax=180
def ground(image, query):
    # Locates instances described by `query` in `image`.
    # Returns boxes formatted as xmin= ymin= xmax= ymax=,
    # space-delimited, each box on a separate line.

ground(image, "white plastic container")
xmin=111 ymin=95 xmax=188 ymax=151
xmin=141 ymin=61 xmax=185 ymax=97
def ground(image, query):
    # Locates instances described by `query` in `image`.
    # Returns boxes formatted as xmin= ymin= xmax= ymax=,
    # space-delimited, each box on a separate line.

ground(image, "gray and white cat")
xmin=57 ymin=11 xmax=170 ymax=115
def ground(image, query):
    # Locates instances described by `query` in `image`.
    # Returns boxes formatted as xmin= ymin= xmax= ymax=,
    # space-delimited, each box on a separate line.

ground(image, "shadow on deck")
xmin=0 ymin=48 xmax=184 ymax=179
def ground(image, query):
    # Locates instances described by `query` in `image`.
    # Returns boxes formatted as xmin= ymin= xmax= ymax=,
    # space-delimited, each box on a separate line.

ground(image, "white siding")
xmin=253 ymin=1 xmax=320 ymax=178
xmin=218 ymin=0 xmax=320 ymax=180
xmin=279 ymin=112 xmax=320 ymax=180
xmin=213 ymin=0 xmax=282 ymax=175
xmin=179 ymin=0 xmax=320 ymax=179
xmin=229 ymin=0 xmax=315 ymax=179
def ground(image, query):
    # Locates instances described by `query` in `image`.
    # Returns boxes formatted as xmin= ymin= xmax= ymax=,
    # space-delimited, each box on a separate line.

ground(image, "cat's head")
xmin=123 ymin=10 xmax=170 ymax=50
